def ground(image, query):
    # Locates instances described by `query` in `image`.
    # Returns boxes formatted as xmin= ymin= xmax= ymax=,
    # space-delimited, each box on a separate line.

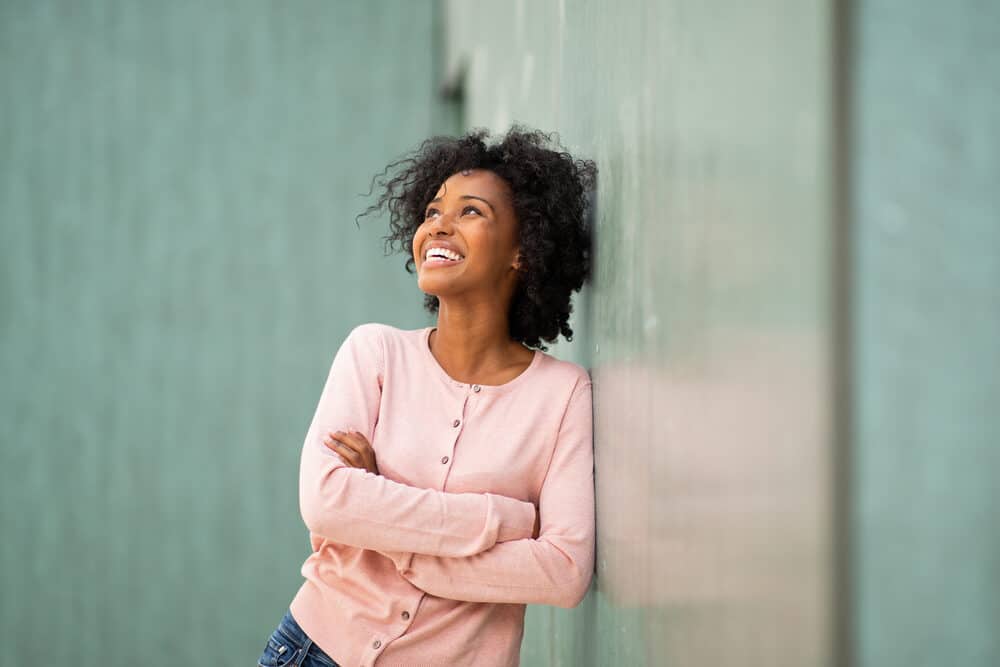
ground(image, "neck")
xmin=429 ymin=306 xmax=529 ymax=380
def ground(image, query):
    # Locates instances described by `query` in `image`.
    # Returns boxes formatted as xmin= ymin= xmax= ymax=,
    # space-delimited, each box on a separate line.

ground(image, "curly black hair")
xmin=356 ymin=124 xmax=597 ymax=352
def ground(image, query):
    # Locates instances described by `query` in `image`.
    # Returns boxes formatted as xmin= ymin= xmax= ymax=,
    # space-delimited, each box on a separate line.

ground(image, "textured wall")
xmin=852 ymin=1 xmax=1000 ymax=665
xmin=5 ymin=1 xmax=995 ymax=665
xmin=441 ymin=0 xmax=838 ymax=665
xmin=0 ymin=2 xmax=439 ymax=664
xmin=442 ymin=1 xmax=1000 ymax=665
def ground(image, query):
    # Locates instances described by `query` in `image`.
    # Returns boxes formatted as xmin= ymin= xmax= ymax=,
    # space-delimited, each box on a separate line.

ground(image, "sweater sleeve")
xmin=376 ymin=377 xmax=596 ymax=608
xmin=298 ymin=323 xmax=537 ymax=557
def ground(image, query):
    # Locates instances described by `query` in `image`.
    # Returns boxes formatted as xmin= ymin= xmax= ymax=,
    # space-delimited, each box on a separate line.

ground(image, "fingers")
xmin=326 ymin=440 xmax=362 ymax=467
xmin=323 ymin=430 xmax=370 ymax=469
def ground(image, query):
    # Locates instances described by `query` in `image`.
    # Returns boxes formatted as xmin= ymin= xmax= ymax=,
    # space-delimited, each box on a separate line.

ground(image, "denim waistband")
xmin=276 ymin=609 xmax=338 ymax=666
xmin=277 ymin=609 xmax=310 ymax=645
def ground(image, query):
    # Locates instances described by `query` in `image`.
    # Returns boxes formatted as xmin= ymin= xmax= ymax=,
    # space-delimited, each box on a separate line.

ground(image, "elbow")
xmin=299 ymin=485 xmax=325 ymax=536
xmin=299 ymin=498 xmax=323 ymax=537
xmin=549 ymin=563 xmax=593 ymax=608
xmin=539 ymin=560 xmax=594 ymax=609
xmin=546 ymin=535 xmax=594 ymax=608
xmin=298 ymin=465 xmax=349 ymax=537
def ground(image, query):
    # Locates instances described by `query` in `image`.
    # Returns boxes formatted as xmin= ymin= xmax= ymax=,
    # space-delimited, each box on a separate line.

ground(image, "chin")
xmin=416 ymin=276 xmax=449 ymax=295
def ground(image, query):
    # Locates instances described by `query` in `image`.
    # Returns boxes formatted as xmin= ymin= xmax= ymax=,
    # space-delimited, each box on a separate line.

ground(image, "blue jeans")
xmin=256 ymin=609 xmax=341 ymax=667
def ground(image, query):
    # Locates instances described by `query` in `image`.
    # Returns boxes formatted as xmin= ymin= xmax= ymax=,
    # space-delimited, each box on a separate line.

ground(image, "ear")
xmin=511 ymin=250 xmax=521 ymax=271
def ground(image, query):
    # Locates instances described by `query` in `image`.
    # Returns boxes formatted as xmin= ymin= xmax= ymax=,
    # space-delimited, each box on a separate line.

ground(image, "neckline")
xmin=421 ymin=326 xmax=542 ymax=392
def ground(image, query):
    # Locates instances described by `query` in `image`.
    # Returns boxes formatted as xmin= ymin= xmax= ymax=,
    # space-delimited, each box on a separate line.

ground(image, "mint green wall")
xmin=441 ymin=0 xmax=838 ymax=664
xmin=4 ymin=2 xmax=996 ymax=665
xmin=0 ymin=2 xmax=439 ymax=664
xmin=444 ymin=0 xmax=998 ymax=665
xmin=852 ymin=1 xmax=1000 ymax=665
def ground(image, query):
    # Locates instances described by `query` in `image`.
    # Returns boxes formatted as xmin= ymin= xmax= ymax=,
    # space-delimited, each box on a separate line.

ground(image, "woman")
xmin=256 ymin=126 xmax=598 ymax=667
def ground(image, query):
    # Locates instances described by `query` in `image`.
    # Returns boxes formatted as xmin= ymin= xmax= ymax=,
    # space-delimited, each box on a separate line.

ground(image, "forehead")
xmin=432 ymin=169 xmax=512 ymax=201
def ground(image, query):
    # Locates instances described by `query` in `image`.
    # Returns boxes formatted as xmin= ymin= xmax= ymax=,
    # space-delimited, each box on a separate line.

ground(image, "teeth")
xmin=427 ymin=247 xmax=462 ymax=261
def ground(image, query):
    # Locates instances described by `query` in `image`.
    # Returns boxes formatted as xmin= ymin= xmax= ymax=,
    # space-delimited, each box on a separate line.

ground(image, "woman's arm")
xmin=298 ymin=323 xmax=537 ymax=557
xmin=376 ymin=379 xmax=596 ymax=608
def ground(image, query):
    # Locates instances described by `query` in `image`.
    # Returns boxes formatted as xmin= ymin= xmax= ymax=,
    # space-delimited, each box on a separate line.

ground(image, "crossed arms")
xmin=297 ymin=324 xmax=595 ymax=608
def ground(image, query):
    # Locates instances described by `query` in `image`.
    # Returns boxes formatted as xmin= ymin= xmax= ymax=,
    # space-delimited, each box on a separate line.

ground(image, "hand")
xmin=323 ymin=429 xmax=379 ymax=475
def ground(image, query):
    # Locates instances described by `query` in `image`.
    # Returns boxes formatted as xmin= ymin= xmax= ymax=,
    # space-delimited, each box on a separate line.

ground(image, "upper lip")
xmin=422 ymin=240 xmax=465 ymax=260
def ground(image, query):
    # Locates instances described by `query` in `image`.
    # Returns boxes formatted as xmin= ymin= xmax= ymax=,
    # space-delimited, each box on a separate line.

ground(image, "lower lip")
xmin=423 ymin=258 xmax=464 ymax=267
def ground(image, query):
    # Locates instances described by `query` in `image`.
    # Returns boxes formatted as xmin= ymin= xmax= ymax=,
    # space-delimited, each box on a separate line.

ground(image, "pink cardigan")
xmin=288 ymin=322 xmax=595 ymax=667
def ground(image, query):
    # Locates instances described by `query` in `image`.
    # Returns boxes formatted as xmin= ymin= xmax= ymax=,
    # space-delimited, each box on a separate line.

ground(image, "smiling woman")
xmin=257 ymin=126 xmax=598 ymax=667
xmin=360 ymin=125 xmax=597 ymax=351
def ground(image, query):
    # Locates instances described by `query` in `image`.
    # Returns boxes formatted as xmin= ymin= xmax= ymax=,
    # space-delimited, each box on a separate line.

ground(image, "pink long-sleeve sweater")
xmin=287 ymin=322 xmax=595 ymax=667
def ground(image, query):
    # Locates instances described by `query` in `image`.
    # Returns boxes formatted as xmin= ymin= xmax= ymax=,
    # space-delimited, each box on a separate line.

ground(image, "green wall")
xmin=0 ymin=2 xmax=439 ymax=664
xmin=442 ymin=0 xmax=999 ymax=666
xmin=441 ymin=0 xmax=837 ymax=664
xmin=3 ymin=1 xmax=997 ymax=666
xmin=852 ymin=1 xmax=1000 ymax=664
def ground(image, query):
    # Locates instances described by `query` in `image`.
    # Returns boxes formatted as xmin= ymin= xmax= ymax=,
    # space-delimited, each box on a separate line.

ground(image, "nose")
xmin=427 ymin=209 xmax=455 ymax=234
xmin=418 ymin=211 xmax=453 ymax=257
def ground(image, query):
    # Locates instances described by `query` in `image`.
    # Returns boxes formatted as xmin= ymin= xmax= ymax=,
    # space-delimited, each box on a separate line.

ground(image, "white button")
xmin=473 ymin=384 xmax=481 ymax=392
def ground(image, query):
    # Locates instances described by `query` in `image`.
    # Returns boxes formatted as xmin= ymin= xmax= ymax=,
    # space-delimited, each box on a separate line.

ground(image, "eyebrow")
xmin=427 ymin=195 xmax=495 ymax=213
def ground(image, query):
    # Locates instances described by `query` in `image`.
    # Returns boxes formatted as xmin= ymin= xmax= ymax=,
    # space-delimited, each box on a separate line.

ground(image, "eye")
xmin=424 ymin=207 xmax=440 ymax=219
xmin=462 ymin=205 xmax=482 ymax=216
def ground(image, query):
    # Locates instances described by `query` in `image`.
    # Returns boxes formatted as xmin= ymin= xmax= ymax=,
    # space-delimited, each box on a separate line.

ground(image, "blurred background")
xmin=1 ymin=1 xmax=997 ymax=665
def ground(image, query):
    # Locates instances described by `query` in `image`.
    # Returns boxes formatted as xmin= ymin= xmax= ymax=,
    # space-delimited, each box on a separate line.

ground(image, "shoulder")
xmin=531 ymin=354 xmax=593 ymax=437
xmin=338 ymin=321 xmax=379 ymax=349
xmin=335 ymin=322 xmax=412 ymax=379
xmin=336 ymin=322 xmax=391 ymax=366
xmin=349 ymin=321 xmax=419 ymax=340
xmin=342 ymin=321 xmax=423 ymax=363
xmin=534 ymin=350 xmax=592 ymax=397
xmin=346 ymin=321 xmax=420 ymax=352
xmin=347 ymin=321 xmax=389 ymax=338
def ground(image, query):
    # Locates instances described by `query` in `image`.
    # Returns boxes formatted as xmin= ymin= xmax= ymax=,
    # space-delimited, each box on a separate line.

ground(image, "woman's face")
xmin=412 ymin=168 xmax=521 ymax=304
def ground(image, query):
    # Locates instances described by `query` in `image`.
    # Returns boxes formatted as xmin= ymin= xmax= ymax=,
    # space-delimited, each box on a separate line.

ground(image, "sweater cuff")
xmin=491 ymin=493 xmax=537 ymax=543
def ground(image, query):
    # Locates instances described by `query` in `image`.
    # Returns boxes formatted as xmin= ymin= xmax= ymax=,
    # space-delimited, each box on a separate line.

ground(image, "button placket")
xmin=440 ymin=395 xmax=469 ymax=483
xmin=443 ymin=416 xmax=460 ymax=465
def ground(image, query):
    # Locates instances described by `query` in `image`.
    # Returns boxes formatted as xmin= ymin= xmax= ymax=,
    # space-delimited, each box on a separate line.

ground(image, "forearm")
xmin=377 ymin=530 xmax=594 ymax=607
xmin=297 ymin=323 xmax=536 ymax=558
xmin=379 ymin=377 xmax=597 ymax=607
xmin=299 ymin=438 xmax=537 ymax=557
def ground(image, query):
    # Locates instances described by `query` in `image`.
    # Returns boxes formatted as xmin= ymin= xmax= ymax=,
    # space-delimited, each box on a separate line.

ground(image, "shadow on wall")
xmin=595 ymin=324 xmax=830 ymax=665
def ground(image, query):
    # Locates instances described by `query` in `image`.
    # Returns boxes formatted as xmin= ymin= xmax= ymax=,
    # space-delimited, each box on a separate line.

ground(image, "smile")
xmin=423 ymin=256 xmax=464 ymax=267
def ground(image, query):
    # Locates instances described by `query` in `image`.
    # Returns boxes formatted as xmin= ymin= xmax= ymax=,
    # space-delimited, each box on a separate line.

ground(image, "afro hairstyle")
xmin=356 ymin=124 xmax=597 ymax=352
